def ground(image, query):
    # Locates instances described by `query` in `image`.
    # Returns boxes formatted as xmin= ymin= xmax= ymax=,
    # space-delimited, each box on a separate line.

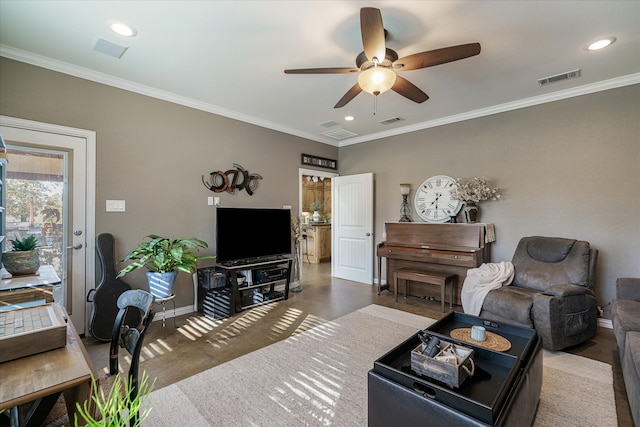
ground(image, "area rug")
xmin=142 ymin=305 xmax=617 ymax=426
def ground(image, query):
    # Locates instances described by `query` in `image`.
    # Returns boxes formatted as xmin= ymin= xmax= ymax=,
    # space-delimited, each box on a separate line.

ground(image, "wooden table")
xmin=0 ymin=315 xmax=95 ymax=424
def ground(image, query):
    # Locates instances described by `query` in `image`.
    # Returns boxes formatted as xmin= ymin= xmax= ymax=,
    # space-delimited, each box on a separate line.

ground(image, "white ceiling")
xmin=1 ymin=1 xmax=639 ymax=147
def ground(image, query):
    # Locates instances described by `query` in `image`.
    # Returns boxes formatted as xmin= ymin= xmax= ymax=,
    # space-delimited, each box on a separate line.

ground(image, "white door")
xmin=331 ymin=172 xmax=374 ymax=284
xmin=0 ymin=116 xmax=96 ymax=333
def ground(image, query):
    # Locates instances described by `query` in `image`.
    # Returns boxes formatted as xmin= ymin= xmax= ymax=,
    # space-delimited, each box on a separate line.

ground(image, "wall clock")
xmin=414 ymin=175 xmax=463 ymax=223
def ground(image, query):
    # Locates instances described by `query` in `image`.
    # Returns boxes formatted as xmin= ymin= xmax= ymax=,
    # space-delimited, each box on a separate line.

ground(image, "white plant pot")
xmin=146 ymin=270 xmax=177 ymax=298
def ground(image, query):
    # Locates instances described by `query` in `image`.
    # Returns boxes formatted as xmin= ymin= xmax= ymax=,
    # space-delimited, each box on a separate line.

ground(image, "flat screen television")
xmin=215 ymin=207 xmax=292 ymax=264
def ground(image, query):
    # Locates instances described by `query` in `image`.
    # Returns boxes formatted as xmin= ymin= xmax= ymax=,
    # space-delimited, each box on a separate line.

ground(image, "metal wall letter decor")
xmin=202 ymin=163 xmax=263 ymax=195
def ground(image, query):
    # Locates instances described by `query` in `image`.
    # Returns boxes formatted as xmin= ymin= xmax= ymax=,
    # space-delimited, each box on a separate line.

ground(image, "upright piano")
xmin=377 ymin=222 xmax=493 ymax=305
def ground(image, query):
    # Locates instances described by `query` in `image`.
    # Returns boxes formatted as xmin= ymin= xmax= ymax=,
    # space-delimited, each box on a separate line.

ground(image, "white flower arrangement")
xmin=451 ymin=177 xmax=502 ymax=203
xmin=310 ymin=200 xmax=322 ymax=211
xmin=291 ymin=215 xmax=302 ymax=242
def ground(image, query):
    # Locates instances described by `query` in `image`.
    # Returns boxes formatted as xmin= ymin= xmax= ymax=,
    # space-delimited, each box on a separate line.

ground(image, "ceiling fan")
xmin=284 ymin=7 xmax=481 ymax=108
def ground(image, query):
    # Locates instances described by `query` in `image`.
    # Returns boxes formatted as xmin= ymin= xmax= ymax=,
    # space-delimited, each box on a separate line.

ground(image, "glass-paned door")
xmin=0 ymin=117 xmax=94 ymax=333
xmin=3 ymin=148 xmax=66 ymax=302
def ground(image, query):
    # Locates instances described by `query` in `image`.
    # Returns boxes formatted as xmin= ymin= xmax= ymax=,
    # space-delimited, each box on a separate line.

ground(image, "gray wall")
xmin=1 ymin=57 xmax=638 ymax=312
xmin=0 ymin=58 xmax=338 ymax=307
xmin=339 ymin=84 xmax=640 ymax=309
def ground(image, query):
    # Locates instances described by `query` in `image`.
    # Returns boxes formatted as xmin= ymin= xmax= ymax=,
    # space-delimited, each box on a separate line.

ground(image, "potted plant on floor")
xmin=2 ymin=234 xmax=40 ymax=275
xmin=117 ymin=235 xmax=213 ymax=298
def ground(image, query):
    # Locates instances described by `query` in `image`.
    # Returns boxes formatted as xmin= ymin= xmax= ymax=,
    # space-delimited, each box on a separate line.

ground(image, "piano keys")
xmin=377 ymin=222 xmax=493 ymax=305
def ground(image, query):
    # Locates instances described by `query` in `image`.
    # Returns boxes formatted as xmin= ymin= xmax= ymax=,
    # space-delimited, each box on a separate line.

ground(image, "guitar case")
xmin=87 ymin=233 xmax=133 ymax=341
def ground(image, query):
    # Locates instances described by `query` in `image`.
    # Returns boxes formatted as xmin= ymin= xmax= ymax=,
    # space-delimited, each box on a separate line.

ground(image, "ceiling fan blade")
xmin=285 ymin=67 xmax=359 ymax=74
xmin=360 ymin=7 xmax=386 ymax=62
xmin=334 ymin=83 xmax=363 ymax=108
xmin=392 ymin=76 xmax=429 ymax=103
xmin=394 ymin=42 xmax=481 ymax=71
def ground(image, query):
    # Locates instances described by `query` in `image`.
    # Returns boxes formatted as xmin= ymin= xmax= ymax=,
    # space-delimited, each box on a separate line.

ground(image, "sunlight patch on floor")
xmin=291 ymin=314 xmax=329 ymax=337
xmin=268 ymin=307 xmax=303 ymax=340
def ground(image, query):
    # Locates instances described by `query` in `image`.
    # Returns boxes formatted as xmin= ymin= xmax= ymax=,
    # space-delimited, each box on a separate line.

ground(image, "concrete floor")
xmin=83 ymin=262 xmax=634 ymax=426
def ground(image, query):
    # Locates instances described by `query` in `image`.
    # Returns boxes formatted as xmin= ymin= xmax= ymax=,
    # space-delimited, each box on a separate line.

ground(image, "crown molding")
xmin=0 ymin=45 xmax=337 ymax=146
xmin=2 ymin=44 xmax=638 ymax=148
xmin=339 ymin=72 xmax=640 ymax=146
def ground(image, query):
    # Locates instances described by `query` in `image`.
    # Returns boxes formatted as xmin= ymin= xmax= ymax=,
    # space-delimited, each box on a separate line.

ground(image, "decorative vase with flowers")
xmin=450 ymin=177 xmax=502 ymax=223
xmin=310 ymin=200 xmax=322 ymax=222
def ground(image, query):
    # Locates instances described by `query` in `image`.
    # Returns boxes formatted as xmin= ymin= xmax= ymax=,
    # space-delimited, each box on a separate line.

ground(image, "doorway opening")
xmin=298 ymin=168 xmax=338 ymax=269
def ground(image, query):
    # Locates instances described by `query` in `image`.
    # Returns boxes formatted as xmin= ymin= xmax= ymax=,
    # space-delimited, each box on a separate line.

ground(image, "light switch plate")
xmin=106 ymin=200 xmax=125 ymax=212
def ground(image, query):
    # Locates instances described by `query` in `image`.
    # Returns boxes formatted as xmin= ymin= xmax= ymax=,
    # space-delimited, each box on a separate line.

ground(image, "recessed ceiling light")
xmin=109 ymin=21 xmax=137 ymax=37
xmin=345 ymin=116 xmax=355 ymax=121
xmin=586 ymin=37 xmax=616 ymax=51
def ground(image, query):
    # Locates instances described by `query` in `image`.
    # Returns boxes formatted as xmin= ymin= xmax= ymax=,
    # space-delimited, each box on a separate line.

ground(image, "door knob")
xmin=67 ymin=243 xmax=83 ymax=250
xmin=366 ymin=233 xmax=371 ymax=236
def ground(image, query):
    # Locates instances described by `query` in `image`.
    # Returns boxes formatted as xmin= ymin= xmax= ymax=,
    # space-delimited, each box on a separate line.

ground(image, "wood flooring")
xmin=83 ymin=263 xmax=634 ymax=426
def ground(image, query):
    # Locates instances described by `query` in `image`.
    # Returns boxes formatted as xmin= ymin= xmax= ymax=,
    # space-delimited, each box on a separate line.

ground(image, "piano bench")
xmin=393 ymin=269 xmax=455 ymax=312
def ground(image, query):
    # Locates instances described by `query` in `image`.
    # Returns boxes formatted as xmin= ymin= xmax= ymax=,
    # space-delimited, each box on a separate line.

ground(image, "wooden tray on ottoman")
xmin=411 ymin=341 xmax=474 ymax=388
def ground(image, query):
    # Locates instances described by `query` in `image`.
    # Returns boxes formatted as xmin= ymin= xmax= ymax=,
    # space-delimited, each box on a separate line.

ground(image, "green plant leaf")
xmin=117 ymin=235 xmax=214 ymax=278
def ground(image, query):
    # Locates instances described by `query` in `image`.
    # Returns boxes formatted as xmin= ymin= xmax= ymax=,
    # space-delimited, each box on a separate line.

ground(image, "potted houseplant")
xmin=117 ymin=235 xmax=213 ymax=298
xmin=2 ymin=234 xmax=40 ymax=275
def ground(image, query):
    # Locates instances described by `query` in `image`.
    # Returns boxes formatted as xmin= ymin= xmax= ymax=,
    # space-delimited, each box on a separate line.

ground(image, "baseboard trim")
xmin=151 ymin=304 xmax=193 ymax=322
xmin=598 ymin=318 xmax=613 ymax=329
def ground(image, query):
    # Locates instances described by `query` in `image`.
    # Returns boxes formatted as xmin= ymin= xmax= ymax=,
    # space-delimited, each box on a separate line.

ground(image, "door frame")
xmin=0 ymin=115 xmax=96 ymax=334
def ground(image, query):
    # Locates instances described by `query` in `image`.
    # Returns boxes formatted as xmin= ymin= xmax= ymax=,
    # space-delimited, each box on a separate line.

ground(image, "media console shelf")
xmin=197 ymin=258 xmax=292 ymax=317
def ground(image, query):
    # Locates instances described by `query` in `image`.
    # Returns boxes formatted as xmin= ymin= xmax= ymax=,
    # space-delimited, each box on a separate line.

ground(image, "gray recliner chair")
xmin=480 ymin=236 xmax=598 ymax=350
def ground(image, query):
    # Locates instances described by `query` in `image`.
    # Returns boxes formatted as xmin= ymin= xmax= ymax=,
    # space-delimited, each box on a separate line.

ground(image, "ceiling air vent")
xmin=93 ymin=38 xmax=128 ymax=59
xmin=537 ymin=69 xmax=581 ymax=87
xmin=319 ymin=120 xmax=340 ymax=128
xmin=321 ymin=128 xmax=358 ymax=140
xmin=379 ymin=116 xmax=405 ymax=125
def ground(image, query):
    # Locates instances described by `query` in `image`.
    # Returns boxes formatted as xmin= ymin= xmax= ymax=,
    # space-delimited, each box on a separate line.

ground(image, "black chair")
xmin=108 ymin=289 xmax=155 ymax=406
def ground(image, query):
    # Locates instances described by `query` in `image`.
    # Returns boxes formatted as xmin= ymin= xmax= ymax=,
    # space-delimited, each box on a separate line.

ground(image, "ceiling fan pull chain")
xmin=373 ymin=95 xmax=377 ymax=115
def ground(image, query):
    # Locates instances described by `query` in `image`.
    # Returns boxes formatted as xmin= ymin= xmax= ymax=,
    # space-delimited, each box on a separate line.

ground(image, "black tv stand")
xmin=197 ymin=258 xmax=292 ymax=317
xmin=220 ymin=255 xmax=285 ymax=267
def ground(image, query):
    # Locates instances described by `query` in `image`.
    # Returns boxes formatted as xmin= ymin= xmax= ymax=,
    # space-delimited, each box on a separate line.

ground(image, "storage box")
xmin=241 ymin=289 xmax=264 ymax=306
xmin=201 ymin=288 xmax=233 ymax=319
xmin=0 ymin=303 xmax=67 ymax=363
xmin=411 ymin=341 xmax=474 ymax=388
xmin=197 ymin=268 xmax=227 ymax=290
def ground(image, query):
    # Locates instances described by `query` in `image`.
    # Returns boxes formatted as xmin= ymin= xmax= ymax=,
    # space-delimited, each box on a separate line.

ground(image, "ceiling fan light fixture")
xmin=358 ymin=66 xmax=396 ymax=96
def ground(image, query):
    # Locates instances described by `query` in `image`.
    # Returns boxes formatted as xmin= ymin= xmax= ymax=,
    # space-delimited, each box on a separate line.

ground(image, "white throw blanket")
xmin=461 ymin=261 xmax=515 ymax=316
